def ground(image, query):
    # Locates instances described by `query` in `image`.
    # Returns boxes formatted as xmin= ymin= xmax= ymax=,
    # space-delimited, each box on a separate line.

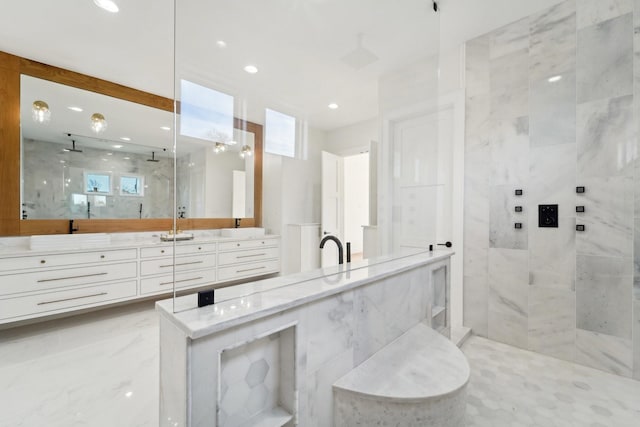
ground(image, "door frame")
xmin=379 ymin=89 xmax=465 ymax=327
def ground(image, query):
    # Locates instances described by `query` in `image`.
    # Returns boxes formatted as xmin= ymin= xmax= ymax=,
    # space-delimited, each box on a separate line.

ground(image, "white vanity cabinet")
xmin=0 ymin=248 xmax=138 ymax=322
xmin=217 ymin=237 xmax=280 ymax=282
xmin=0 ymin=234 xmax=280 ymax=325
xmin=138 ymin=242 xmax=217 ymax=296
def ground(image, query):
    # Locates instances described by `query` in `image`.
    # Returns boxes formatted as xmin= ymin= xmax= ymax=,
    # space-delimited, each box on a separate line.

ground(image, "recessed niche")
xmin=218 ymin=325 xmax=296 ymax=427
xmin=431 ymin=266 xmax=447 ymax=335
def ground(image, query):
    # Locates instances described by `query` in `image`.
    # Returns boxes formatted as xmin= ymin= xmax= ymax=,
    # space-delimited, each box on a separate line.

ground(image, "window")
xmin=84 ymin=171 xmax=112 ymax=195
xmin=265 ymin=108 xmax=296 ymax=157
xmin=120 ymin=175 xmax=144 ymax=197
xmin=180 ymin=79 xmax=234 ymax=143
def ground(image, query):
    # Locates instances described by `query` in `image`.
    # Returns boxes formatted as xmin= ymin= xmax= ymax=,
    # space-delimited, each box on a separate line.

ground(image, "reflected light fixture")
xmin=328 ymin=103 xmax=339 ymax=110
xmin=68 ymin=106 xmax=83 ymax=112
xmin=240 ymin=145 xmax=253 ymax=158
xmin=160 ymin=126 xmax=171 ymax=131
xmin=32 ymin=100 xmax=51 ymax=123
xmin=548 ymin=75 xmax=563 ymax=83
xmin=90 ymin=113 xmax=108 ymax=133
xmin=93 ymin=0 xmax=119 ymax=13
xmin=214 ymin=142 xmax=227 ymax=153
xmin=216 ymin=40 xmax=227 ymax=48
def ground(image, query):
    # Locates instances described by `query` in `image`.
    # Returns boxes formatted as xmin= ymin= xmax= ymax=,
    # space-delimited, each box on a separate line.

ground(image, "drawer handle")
xmin=37 ymin=292 xmax=108 ymax=305
xmin=100 ymin=255 xmax=105 ymax=259
xmin=160 ymin=261 xmax=204 ymax=268
xmin=237 ymin=253 xmax=266 ymax=259
xmin=37 ymin=272 xmax=108 ymax=283
xmin=159 ymin=276 xmax=204 ymax=286
xmin=40 ymin=260 xmax=46 ymax=264
xmin=236 ymin=266 xmax=266 ymax=273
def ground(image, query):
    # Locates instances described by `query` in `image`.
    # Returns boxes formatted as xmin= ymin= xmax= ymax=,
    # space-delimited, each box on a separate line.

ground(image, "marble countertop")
xmin=333 ymin=323 xmax=470 ymax=402
xmin=0 ymin=231 xmax=280 ymax=257
xmin=156 ymin=249 xmax=454 ymax=339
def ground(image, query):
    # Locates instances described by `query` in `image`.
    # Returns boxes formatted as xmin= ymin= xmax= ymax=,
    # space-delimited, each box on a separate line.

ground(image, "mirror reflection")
xmin=20 ymin=75 xmax=254 ymax=220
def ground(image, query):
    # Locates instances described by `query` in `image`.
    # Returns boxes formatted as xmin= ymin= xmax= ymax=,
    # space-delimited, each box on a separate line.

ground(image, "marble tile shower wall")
xmin=23 ymin=139 xmax=174 ymax=219
xmin=463 ymin=0 xmax=640 ymax=379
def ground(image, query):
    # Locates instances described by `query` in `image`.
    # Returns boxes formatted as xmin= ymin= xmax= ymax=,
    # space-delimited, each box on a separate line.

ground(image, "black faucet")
xmin=320 ymin=235 xmax=344 ymax=265
xmin=69 ymin=219 xmax=79 ymax=234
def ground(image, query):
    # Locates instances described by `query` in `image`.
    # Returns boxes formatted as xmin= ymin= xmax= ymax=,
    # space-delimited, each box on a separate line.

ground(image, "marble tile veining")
xmin=489 ymin=185 xmax=528 ymax=250
xmin=529 ymin=71 xmax=576 ymax=147
xmin=488 ymin=249 xmax=528 ymax=348
xmin=0 ymin=302 xmax=159 ymax=427
xmin=528 ymin=143 xmax=577 ymax=216
xmin=466 ymin=35 xmax=490 ymax=97
xmin=577 ymin=95 xmax=636 ymax=178
xmin=576 ymin=255 xmax=633 ymax=339
xmin=577 ymin=13 xmax=633 ymax=103
xmin=463 ymin=275 xmax=488 ymax=338
xmin=489 ymin=18 xmax=529 ymax=59
xmin=575 ymin=328 xmax=634 ymax=377
xmin=463 ymin=336 xmax=640 ymax=427
xmin=529 ymin=217 xmax=576 ymax=290
xmin=528 ymin=286 xmax=575 ymax=362
xmin=489 ymin=117 xmax=529 ymax=185
xmin=576 ymin=0 xmax=633 ymax=29
xmin=529 ymin=0 xmax=577 ymax=82
xmin=575 ymin=176 xmax=634 ymax=258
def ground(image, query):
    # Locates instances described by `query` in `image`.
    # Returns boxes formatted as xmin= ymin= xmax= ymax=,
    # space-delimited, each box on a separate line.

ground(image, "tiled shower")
xmin=463 ymin=0 xmax=640 ymax=379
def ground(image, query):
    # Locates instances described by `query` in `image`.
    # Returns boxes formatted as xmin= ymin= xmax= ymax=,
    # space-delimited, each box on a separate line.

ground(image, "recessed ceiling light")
xmin=548 ymin=75 xmax=562 ymax=83
xmin=328 ymin=103 xmax=339 ymax=109
xmin=120 ymin=137 xmax=131 ymax=141
xmin=160 ymin=126 xmax=171 ymax=131
xmin=107 ymin=152 xmax=113 ymax=156
xmin=94 ymin=0 xmax=119 ymax=13
xmin=113 ymin=144 xmax=123 ymax=149
xmin=68 ymin=106 xmax=83 ymax=112
xmin=216 ymin=40 xmax=227 ymax=48
xmin=123 ymin=156 xmax=130 ymax=160
xmin=244 ymin=65 xmax=258 ymax=74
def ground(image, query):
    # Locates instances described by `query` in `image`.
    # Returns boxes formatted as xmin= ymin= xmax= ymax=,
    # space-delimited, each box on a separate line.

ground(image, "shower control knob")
xmin=437 ymin=241 xmax=453 ymax=248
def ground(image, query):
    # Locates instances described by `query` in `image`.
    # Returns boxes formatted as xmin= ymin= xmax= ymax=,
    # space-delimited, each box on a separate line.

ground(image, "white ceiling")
xmin=1 ymin=0 xmax=563 ymax=131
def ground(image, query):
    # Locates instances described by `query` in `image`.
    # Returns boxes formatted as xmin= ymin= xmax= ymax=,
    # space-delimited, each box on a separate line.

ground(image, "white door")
xmin=391 ymin=108 xmax=453 ymax=252
xmin=321 ymin=151 xmax=344 ymax=267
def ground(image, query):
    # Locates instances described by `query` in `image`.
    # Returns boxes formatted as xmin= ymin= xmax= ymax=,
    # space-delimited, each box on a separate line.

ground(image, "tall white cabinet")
xmin=284 ymin=223 xmax=321 ymax=275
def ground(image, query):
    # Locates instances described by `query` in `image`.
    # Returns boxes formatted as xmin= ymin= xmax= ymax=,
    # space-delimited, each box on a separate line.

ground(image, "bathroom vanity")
xmin=157 ymin=249 xmax=466 ymax=427
xmin=0 ymin=231 xmax=280 ymax=326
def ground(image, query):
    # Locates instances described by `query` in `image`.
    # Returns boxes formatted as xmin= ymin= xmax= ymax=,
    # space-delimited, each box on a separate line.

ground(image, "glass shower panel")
xmin=174 ymin=0 xmax=441 ymax=306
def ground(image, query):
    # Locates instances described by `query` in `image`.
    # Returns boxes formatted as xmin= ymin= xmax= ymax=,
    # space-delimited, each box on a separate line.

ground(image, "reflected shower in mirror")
xmin=20 ymin=75 xmax=254 ymax=220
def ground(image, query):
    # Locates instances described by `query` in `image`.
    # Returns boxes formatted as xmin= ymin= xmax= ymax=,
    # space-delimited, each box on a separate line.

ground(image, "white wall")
xmin=262 ymin=126 xmax=324 ymax=274
xmin=323 ymin=119 xmax=378 ymax=156
xmin=343 ymin=153 xmax=369 ymax=253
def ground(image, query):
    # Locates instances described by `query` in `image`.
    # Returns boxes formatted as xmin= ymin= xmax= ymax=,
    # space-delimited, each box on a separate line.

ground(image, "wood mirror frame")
xmin=0 ymin=51 xmax=262 ymax=236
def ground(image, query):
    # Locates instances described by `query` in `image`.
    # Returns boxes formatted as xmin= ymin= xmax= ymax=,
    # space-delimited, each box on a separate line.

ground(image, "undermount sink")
xmin=220 ymin=227 xmax=266 ymax=238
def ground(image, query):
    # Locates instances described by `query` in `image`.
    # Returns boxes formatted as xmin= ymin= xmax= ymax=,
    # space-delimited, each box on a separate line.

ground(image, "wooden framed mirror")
xmin=0 ymin=51 xmax=262 ymax=236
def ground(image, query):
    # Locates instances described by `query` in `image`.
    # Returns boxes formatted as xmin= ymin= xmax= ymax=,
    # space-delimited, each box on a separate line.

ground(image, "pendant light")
xmin=32 ymin=100 xmax=51 ymax=124
xmin=90 ymin=113 xmax=108 ymax=133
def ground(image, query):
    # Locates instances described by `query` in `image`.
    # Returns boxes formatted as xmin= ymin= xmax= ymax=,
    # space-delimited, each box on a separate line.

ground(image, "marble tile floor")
xmin=462 ymin=336 xmax=640 ymax=427
xmin=2 ymin=302 xmax=640 ymax=427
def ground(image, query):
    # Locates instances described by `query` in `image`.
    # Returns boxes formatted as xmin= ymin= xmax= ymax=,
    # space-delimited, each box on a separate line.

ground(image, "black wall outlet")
xmin=539 ymin=204 xmax=558 ymax=228
xmin=198 ymin=289 xmax=215 ymax=307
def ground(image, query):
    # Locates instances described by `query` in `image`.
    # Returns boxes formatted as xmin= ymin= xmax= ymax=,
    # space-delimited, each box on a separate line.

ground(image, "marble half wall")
xmin=463 ymin=0 xmax=639 ymax=379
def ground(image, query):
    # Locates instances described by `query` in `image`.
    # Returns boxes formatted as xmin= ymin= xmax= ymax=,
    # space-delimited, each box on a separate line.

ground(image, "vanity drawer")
xmin=140 ymin=254 xmax=216 ymax=276
xmin=0 ymin=262 xmax=138 ymax=296
xmin=140 ymin=243 xmax=216 ymax=258
xmin=0 ymin=280 xmax=137 ymax=321
xmin=140 ymin=269 xmax=216 ymax=295
xmin=217 ymin=259 xmax=280 ymax=282
xmin=0 ymin=248 xmax=137 ymax=273
xmin=218 ymin=238 xmax=279 ymax=251
xmin=218 ymin=247 xmax=280 ymax=266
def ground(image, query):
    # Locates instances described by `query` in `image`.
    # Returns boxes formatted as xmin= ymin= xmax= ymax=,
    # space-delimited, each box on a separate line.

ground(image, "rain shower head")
xmin=340 ymin=33 xmax=378 ymax=70
xmin=147 ymin=151 xmax=160 ymax=162
xmin=63 ymin=139 xmax=83 ymax=153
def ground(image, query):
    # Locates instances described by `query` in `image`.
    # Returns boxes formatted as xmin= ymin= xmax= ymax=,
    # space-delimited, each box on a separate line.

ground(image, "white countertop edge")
xmin=156 ymin=250 xmax=454 ymax=340
xmin=0 ymin=233 xmax=281 ymax=257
